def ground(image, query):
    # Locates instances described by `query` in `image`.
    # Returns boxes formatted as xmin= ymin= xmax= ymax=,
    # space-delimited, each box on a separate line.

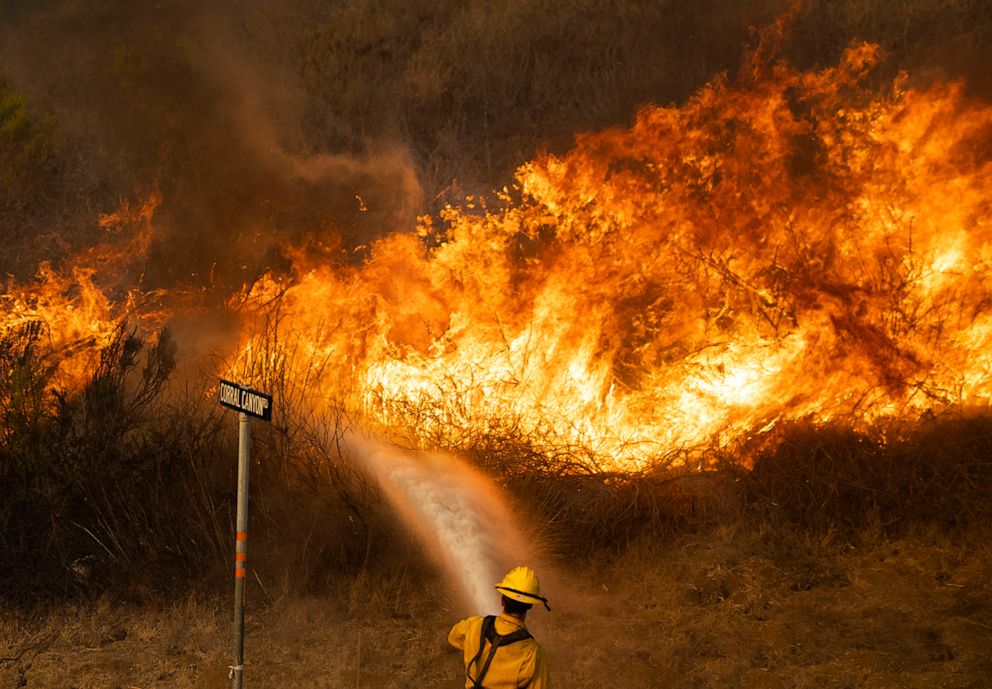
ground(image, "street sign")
xmin=219 ymin=379 xmax=273 ymax=421
xmin=218 ymin=379 xmax=274 ymax=689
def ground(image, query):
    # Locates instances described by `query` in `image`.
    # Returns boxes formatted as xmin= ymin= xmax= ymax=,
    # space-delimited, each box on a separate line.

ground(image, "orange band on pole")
xmin=235 ymin=552 xmax=247 ymax=562
xmin=235 ymin=567 xmax=247 ymax=578
xmin=236 ymin=531 xmax=248 ymax=542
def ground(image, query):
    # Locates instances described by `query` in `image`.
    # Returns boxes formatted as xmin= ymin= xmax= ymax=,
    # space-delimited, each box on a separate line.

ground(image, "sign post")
xmin=218 ymin=379 xmax=273 ymax=689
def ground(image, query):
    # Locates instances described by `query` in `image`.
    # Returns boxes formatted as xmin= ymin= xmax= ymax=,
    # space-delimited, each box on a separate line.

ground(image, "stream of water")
xmin=343 ymin=432 xmax=531 ymax=614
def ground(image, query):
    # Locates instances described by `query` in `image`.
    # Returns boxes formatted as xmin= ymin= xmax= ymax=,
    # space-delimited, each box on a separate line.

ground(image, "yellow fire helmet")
xmin=495 ymin=566 xmax=551 ymax=611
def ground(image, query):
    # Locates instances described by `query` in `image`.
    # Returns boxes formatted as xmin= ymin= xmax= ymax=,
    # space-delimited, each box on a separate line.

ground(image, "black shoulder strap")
xmin=465 ymin=616 xmax=495 ymax=689
xmin=483 ymin=617 xmax=532 ymax=646
xmin=467 ymin=616 xmax=533 ymax=688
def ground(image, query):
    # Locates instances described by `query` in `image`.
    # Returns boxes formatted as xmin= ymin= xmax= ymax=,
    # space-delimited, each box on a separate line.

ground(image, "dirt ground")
xmin=3 ymin=528 xmax=991 ymax=689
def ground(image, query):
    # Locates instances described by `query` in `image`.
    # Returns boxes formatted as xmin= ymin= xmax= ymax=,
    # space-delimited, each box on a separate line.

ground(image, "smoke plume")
xmin=0 ymin=0 xmax=422 ymax=290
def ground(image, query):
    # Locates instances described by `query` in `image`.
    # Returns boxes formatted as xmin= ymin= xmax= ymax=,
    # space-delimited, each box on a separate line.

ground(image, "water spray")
xmin=343 ymin=431 xmax=532 ymax=613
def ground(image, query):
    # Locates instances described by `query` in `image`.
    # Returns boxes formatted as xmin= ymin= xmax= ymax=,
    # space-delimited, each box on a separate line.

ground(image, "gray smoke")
xmin=0 ymin=0 xmax=422 ymax=290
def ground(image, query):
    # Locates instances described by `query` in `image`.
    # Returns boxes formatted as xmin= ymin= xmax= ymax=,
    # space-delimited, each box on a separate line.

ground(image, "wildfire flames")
xmin=1 ymin=194 xmax=164 ymax=386
xmin=6 ymin=41 xmax=992 ymax=471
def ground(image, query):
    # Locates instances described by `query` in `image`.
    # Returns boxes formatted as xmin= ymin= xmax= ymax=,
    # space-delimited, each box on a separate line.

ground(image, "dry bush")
xmin=301 ymin=0 xmax=770 ymax=197
xmin=788 ymin=0 xmax=992 ymax=82
xmin=6 ymin=308 xmax=990 ymax=603
xmin=225 ymin=312 xmax=428 ymax=594
xmin=298 ymin=0 xmax=992 ymax=202
xmin=0 ymin=317 xmax=400 ymax=602
xmin=245 ymin=418 xmax=411 ymax=598
xmin=0 ymin=323 xmax=237 ymax=601
xmin=885 ymin=415 xmax=992 ymax=526
xmin=442 ymin=424 xmax=735 ymax=558
xmin=742 ymin=414 xmax=992 ymax=538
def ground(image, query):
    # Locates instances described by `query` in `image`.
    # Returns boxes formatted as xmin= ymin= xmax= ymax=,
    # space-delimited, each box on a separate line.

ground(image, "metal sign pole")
xmin=218 ymin=378 xmax=272 ymax=688
xmin=232 ymin=411 xmax=251 ymax=689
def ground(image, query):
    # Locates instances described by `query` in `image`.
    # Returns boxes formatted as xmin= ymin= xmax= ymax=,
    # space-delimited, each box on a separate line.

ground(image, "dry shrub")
xmin=743 ymin=414 xmax=992 ymax=537
xmin=5 ymin=314 xmax=991 ymax=603
xmin=0 ymin=323 xmax=238 ymax=600
xmin=245 ymin=434 xmax=409 ymax=598
xmin=453 ymin=426 xmax=737 ymax=557
xmin=227 ymin=334 xmax=435 ymax=596
xmin=507 ymin=472 xmax=705 ymax=557
xmin=886 ymin=415 xmax=992 ymax=526
xmin=0 ymin=319 xmax=404 ymax=602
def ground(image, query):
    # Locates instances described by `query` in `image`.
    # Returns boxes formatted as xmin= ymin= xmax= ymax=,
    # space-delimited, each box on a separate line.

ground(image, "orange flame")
xmin=231 ymin=43 xmax=992 ymax=471
xmin=1 ymin=194 xmax=165 ymax=387
xmin=7 ymin=41 xmax=992 ymax=473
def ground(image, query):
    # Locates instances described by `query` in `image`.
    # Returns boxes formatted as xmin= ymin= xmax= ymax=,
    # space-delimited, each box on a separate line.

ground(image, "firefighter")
xmin=448 ymin=566 xmax=551 ymax=688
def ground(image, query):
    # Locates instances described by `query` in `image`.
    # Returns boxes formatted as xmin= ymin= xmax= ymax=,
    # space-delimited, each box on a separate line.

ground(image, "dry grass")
xmin=2 ymin=525 xmax=990 ymax=689
xmin=0 ymin=597 xmax=224 ymax=689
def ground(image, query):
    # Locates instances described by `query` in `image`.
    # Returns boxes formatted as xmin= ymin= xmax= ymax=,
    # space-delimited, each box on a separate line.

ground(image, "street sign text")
xmin=219 ymin=380 xmax=273 ymax=421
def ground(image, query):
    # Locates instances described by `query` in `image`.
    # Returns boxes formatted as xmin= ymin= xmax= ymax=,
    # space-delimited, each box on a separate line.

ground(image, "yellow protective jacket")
xmin=448 ymin=613 xmax=550 ymax=689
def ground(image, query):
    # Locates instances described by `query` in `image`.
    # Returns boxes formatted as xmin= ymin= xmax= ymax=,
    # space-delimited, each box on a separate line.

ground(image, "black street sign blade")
xmin=219 ymin=379 xmax=273 ymax=421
